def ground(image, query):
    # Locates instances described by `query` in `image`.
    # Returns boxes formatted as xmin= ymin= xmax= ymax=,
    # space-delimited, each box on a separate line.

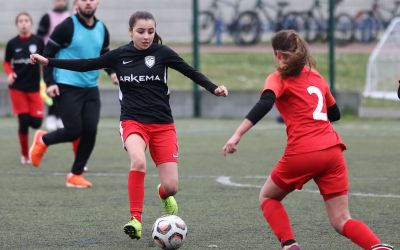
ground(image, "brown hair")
xmin=128 ymin=11 xmax=162 ymax=44
xmin=15 ymin=12 xmax=33 ymax=25
xmin=271 ymin=30 xmax=315 ymax=79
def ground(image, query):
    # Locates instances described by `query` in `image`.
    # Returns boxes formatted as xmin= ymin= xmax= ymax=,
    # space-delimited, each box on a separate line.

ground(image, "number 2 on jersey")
xmin=307 ymin=86 xmax=327 ymax=121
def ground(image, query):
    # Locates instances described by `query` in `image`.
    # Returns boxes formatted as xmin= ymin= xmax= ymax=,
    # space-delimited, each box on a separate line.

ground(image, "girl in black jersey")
xmin=3 ymin=12 xmax=44 ymax=165
xmin=31 ymin=11 xmax=228 ymax=240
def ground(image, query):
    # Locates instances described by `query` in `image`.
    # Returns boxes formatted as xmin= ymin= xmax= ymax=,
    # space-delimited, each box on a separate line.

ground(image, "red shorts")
xmin=9 ymin=89 xmax=44 ymax=118
xmin=120 ymin=120 xmax=178 ymax=165
xmin=271 ymin=145 xmax=348 ymax=199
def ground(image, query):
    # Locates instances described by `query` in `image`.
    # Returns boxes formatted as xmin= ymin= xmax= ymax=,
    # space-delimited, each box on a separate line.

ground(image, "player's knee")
xmin=64 ymin=128 xmax=82 ymax=141
xmin=329 ymin=213 xmax=351 ymax=233
xmin=259 ymin=196 xmax=267 ymax=207
xmin=18 ymin=114 xmax=30 ymax=133
xmin=29 ymin=117 xmax=42 ymax=129
xmin=130 ymin=158 xmax=146 ymax=171
xmin=82 ymin=126 xmax=97 ymax=137
xmin=162 ymin=181 xmax=178 ymax=196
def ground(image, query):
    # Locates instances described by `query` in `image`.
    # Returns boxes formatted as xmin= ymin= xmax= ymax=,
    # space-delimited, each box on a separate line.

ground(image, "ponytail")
xmin=271 ymin=30 xmax=315 ymax=79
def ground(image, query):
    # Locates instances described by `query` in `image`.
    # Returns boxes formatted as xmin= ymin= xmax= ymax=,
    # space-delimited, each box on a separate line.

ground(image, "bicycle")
xmin=198 ymin=0 xmax=243 ymax=45
xmin=234 ymin=0 xmax=307 ymax=45
xmin=302 ymin=0 xmax=353 ymax=45
xmin=354 ymin=0 xmax=400 ymax=43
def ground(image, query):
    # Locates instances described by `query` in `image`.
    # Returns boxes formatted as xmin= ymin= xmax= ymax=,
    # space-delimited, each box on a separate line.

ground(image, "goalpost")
xmin=364 ymin=17 xmax=400 ymax=100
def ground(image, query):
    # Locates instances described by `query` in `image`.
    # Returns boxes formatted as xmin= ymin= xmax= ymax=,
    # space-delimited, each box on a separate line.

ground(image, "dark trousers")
xmin=43 ymin=84 xmax=100 ymax=175
xmin=47 ymin=102 xmax=59 ymax=117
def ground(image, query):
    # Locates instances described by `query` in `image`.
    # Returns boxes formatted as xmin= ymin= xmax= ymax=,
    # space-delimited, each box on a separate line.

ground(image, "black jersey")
xmin=48 ymin=43 xmax=218 ymax=124
xmin=4 ymin=35 xmax=44 ymax=92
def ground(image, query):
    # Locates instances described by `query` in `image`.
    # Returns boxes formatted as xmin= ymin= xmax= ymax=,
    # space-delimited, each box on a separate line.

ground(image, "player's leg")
xmin=30 ymin=85 xmax=83 ymax=167
xmin=67 ymin=88 xmax=100 ymax=187
xmin=157 ymin=162 xmax=179 ymax=215
xmin=149 ymin=123 xmax=179 ymax=215
xmin=9 ymin=89 xmax=31 ymax=164
xmin=123 ymin=131 xmax=148 ymax=240
xmin=17 ymin=114 xmax=30 ymax=164
xmin=26 ymin=91 xmax=44 ymax=130
xmin=317 ymin=146 xmax=392 ymax=249
xmin=259 ymin=176 xmax=299 ymax=250
xmin=324 ymin=194 xmax=387 ymax=249
xmin=44 ymin=85 xmax=83 ymax=144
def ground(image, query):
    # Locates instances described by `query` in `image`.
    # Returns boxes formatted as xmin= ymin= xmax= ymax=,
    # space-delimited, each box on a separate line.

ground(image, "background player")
xmin=3 ymin=12 xmax=44 ymax=165
xmin=31 ymin=10 xmax=228 ymax=241
xmin=223 ymin=30 xmax=393 ymax=250
xmin=29 ymin=0 xmax=118 ymax=188
xmin=37 ymin=0 xmax=70 ymax=131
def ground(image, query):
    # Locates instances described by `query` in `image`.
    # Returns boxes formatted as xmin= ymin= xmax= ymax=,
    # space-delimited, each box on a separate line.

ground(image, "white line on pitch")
xmin=47 ymin=172 xmax=400 ymax=181
xmin=216 ymin=176 xmax=400 ymax=199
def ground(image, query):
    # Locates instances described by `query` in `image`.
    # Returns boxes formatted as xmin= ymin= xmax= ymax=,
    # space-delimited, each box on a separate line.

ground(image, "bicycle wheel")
xmin=335 ymin=13 xmax=354 ymax=46
xmin=304 ymin=15 xmax=321 ymax=43
xmin=281 ymin=13 xmax=307 ymax=40
xmin=353 ymin=12 xmax=380 ymax=43
xmin=235 ymin=10 xmax=262 ymax=45
xmin=199 ymin=11 xmax=215 ymax=44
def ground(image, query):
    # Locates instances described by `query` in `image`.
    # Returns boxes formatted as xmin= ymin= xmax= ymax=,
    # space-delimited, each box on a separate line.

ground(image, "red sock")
xmin=260 ymin=199 xmax=295 ymax=244
xmin=72 ymin=138 xmax=80 ymax=155
xmin=158 ymin=185 xmax=168 ymax=199
xmin=18 ymin=132 xmax=29 ymax=158
xmin=342 ymin=219 xmax=380 ymax=250
xmin=128 ymin=170 xmax=145 ymax=223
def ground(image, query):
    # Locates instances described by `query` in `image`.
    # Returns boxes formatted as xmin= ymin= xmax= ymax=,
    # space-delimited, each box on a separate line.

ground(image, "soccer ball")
xmin=151 ymin=215 xmax=188 ymax=250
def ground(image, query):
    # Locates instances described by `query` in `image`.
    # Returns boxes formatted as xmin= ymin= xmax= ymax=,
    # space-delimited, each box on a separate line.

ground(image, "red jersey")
xmin=263 ymin=67 xmax=345 ymax=155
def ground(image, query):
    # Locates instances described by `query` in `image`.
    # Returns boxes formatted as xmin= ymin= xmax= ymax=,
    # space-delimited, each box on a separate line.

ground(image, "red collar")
xmin=19 ymin=34 xmax=32 ymax=40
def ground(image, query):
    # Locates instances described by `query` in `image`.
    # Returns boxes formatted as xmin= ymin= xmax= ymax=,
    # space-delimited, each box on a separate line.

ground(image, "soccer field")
xmin=0 ymin=117 xmax=399 ymax=249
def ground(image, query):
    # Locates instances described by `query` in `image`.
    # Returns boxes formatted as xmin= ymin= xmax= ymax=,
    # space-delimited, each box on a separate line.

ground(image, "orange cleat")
xmin=29 ymin=130 xmax=48 ymax=167
xmin=66 ymin=173 xmax=93 ymax=188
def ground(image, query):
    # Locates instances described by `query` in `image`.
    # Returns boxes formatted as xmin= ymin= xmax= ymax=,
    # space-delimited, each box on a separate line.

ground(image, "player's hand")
xmin=110 ymin=73 xmax=119 ymax=85
xmin=223 ymin=134 xmax=241 ymax=156
xmin=7 ymin=73 xmax=17 ymax=85
xmin=214 ymin=85 xmax=228 ymax=97
xmin=30 ymin=53 xmax=49 ymax=66
xmin=46 ymin=85 xmax=60 ymax=97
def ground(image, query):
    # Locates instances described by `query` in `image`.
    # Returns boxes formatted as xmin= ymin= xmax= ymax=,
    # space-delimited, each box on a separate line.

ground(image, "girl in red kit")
xmin=3 ymin=12 xmax=44 ymax=165
xmin=223 ymin=30 xmax=393 ymax=250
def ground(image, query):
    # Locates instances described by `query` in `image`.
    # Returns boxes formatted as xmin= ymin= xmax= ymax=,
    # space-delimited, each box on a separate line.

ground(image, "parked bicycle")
xmin=354 ymin=0 xmax=400 ymax=42
xmin=198 ymin=0 xmax=243 ymax=45
xmin=301 ymin=0 xmax=353 ymax=45
xmin=234 ymin=0 xmax=307 ymax=45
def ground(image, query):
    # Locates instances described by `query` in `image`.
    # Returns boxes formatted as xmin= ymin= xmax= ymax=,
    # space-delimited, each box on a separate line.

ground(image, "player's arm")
xmin=163 ymin=46 xmax=227 ymax=96
xmin=327 ymin=103 xmax=340 ymax=122
xmin=325 ymin=86 xmax=340 ymax=122
xmin=36 ymin=14 xmax=50 ymax=39
xmin=100 ymin=26 xmax=115 ymax=75
xmin=31 ymin=49 xmax=118 ymax=72
xmin=42 ymin=17 xmax=73 ymax=87
xmin=3 ymin=40 xmax=17 ymax=84
xmin=223 ymin=90 xmax=276 ymax=156
xmin=397 ymin=80 xmax=400 ymax=99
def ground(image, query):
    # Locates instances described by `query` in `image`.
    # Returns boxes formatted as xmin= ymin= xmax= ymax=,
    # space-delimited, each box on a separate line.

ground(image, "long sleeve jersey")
xmin=48 ymin=42 xmax=218 ymax=123
xmin=4 ymin=34 xmax=44 ymax=92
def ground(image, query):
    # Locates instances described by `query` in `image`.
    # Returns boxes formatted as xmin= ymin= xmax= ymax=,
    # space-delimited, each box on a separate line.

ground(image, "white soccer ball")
xmin=151 ymin=215 xmax=188 ymax=250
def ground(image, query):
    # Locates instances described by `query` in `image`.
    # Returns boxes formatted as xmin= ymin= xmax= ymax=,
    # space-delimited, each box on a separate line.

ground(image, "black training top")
xmin=48 ymin=42 xmax=218 ymax=124
xmin=4 ymin=35 xmax=44 ymax=92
